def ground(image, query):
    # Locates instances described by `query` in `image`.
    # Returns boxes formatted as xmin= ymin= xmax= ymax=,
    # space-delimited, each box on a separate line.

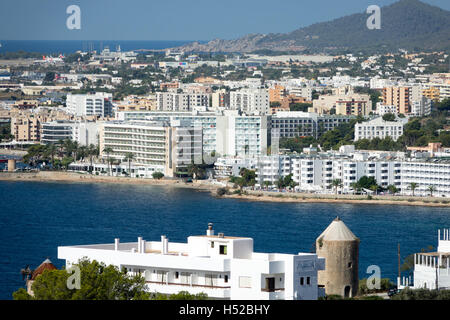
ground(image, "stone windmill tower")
xmin=316 ymin=217 xmax=360 ymax=298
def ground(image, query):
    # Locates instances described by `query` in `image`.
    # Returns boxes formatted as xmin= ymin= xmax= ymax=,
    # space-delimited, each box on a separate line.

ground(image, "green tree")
xmin=387 ymin=185 xmax=399 ymax=195
xmin=103 ymin=147 xmax=113 ymax=175
xmin=409 ymin=182 xmax=418 ymax=197
xmin=331 ymin=179 xmax=343 ymax=195
xmin=152 ymin=171 xmax=164 ymax=180
xmin=168 ymin=291 xmax=208 ymax=300
xmin=123 ymin=152 xmax=134 ymax=177
xmin=382 ymin=113 xmax=396 ymax=122
xmin=187 ymin=162 xmax=206 ymax=180
xmin=12 ymin=288 xmax=33 ymax=300
xmin=61 ymin=156 xmax=74 ymax=170
xmin=13 ymin=259 xmax=150 ymax=300
xmin=427 ymin=185 xmax=436 ymax=197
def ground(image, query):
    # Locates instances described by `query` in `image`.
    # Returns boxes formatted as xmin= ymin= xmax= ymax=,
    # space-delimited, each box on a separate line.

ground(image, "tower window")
xmin=300 ymin=277 xmax=304 ymax=285
xmin=348 ymin=262 xmax=352 ymax=268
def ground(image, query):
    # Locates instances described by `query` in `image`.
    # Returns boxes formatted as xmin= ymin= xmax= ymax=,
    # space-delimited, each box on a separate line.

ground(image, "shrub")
xmin=216 ymin=188 xmax=227 ymax=196
xmin=152 ymin=172 xmax=164 ymax=180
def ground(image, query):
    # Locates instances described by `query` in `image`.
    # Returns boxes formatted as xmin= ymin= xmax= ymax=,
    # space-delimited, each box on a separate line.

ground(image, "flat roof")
xmin=193 ymin=235 xmax=251 ymax=240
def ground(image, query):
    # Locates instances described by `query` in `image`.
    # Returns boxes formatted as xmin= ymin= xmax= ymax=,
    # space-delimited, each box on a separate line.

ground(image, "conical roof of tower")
xmin=317 ymin=217 xmax=358 ymax=241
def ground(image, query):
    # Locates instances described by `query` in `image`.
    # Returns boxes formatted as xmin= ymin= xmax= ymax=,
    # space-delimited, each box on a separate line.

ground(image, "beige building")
xmin=382 ymin=87 xmax=411 ymax=114
xmin=116 ymin=95 xmax=157 ymax=112
xmin=11 ymin=115 xmax=46 ymax=142
xmin=269 ymin=85 xmax=287 ymax=103
xmin=310 ymin=94 xmax=371 ymax=116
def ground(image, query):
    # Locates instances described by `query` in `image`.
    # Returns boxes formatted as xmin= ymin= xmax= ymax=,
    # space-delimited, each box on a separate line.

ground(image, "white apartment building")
xmin=288 ymin=87 xmax=313 ymax=100
xmin=354 ymin=117 xmax=405 ymax=142
xmin=271 ymin=111 xmax=352 ymax=139
xmin=410 ymin=96 xmax=432 ymax=117
xmin=398 ymin=229 xmax=450 ymax=290
xmin=156 ymin=92 xmax=210 ymax=111
xmin=41 ymin=120 xmax=99 ymax=146
xmin=58 ymin=224 xmax=326 ymax=300
xmin=99 ymin=121 xmax=202 ymax=177
xmin=214 ymin=157 xmax=257 ymax=178
xmin=255 ymin=155 xmax=292 ymax=186
xmin=251 ymin=153 xmax=402 ymax=193
xmin=215 ymin=112 xmax=270 ymax=158
xmin=115 ymin=111 xmax=270 ymax=159
xmin=400 ymin=160 xmax=450 ymax=197
xmin=376 ymin=103 xmax=398 ymax=116
xmin=230 ymin=89 xmax=270 ymax=115
xmin=66 ymin=92 xmax=114 ymax=117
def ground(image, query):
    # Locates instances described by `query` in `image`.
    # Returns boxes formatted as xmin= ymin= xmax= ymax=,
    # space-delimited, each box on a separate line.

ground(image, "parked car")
xmin=388 ymin=287 xmax=401 ymax=297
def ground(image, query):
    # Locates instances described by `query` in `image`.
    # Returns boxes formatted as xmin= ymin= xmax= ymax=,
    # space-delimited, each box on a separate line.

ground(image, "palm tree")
xmin=44 ymin=144 xmax=57 ymax=168
xmin=427 ymin=185 xmax=436 ymax=197
xmin=409 ymin=182 xmax=418 ymax=197
xmin=350 ymin=182 xmax=360 ymax=194
xmin=87 ymin=144 xmax=98 ymax=173
xmin=123 ymin=152 xmax=134 ymax=177
xmin=103 ymin=147 xmax=113 ymax=175
xmin=331 ymin=179 xmax=343 ymax=196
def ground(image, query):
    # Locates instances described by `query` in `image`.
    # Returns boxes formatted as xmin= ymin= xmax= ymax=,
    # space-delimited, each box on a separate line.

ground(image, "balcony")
xmin=146 ymin=281 xmax=230 ymax=299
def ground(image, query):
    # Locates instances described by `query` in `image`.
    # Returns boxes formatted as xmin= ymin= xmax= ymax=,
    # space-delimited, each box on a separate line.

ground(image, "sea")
xmin=0 ymin=180 xmax=449 ymax=299
xmin=0 ymin=40 xmax=199 ymax=54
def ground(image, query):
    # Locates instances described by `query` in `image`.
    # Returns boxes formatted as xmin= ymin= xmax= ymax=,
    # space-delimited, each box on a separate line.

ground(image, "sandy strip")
xmin=220 ymin=193 xmax=450 ymax=207
xmin=1 ymin=172 xmax=449 ymax=207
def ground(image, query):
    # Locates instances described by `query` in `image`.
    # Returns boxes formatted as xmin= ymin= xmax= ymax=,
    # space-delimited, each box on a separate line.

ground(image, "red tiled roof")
xmin=31 ymin=259 xmax=57 ymax=280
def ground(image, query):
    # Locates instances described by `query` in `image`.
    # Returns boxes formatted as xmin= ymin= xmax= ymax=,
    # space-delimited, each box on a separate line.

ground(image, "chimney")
xmin=141 ymin=240 xmax=146 ymax=253
xmin=161 ymin=235 xmax=168 ymax=254
xmin=207 ymin=223 xmax=214 ymax=236
xmin=114 ymin=238 xmax=120 ymax=251
xmin=137 ymin=236 xmax=143 ymax=253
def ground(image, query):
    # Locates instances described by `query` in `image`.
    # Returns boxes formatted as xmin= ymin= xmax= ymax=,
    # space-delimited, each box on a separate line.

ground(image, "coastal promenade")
xmin=1 ymin=171 xmax=449 ymax=207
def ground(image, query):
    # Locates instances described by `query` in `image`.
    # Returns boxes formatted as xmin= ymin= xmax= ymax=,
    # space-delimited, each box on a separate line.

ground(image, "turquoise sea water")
xmin=0 ymin=181 xmax=449 ymax=299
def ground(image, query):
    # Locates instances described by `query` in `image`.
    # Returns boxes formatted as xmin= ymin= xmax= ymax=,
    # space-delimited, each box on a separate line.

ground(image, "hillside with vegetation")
xmin=178 ymin=0 xmax=450 ymax=53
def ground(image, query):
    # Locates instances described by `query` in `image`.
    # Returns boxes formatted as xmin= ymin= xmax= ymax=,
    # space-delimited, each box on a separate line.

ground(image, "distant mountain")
xmin=177 ymin=0 xmax=450 ymax=53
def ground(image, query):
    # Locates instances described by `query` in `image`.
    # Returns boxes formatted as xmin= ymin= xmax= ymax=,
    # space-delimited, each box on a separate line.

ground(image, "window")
xmin=210 ymin=241 xmax=214 ymax=248
xmin=239 ymin=276 xmax=252 ymax=288
xmin=300 ymin=277 xmax=304 ymax=285
xmin=220 ymin=245 xmax=227 ymax=255
xmin=307 ymin=277 xmax=311 ymax=285
xmin=175 ymin=272 xmax=179 ymax=279
xmin=348 ymin=262 xmax=352 ymax=268
xmin=224 ymin=275 xmax=229 ymax=283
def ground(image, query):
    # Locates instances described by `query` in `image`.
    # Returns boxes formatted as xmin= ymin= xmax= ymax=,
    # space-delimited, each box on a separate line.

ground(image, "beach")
xmin=1 ymin=171 xmax=449 ymax=207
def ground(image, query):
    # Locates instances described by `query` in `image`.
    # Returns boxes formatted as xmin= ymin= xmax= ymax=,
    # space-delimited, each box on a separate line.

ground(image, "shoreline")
xmin=1 ymin=171 xmax=449 ymax=208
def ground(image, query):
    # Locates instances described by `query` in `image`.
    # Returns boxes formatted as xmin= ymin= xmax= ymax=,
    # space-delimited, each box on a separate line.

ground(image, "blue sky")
xmin=1 ymin=0 xmax=449 ymax=41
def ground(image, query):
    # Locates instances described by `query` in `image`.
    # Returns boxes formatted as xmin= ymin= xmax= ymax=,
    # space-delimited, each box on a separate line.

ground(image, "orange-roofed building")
xmin=26 ymin=258 xmax=57 ymax=296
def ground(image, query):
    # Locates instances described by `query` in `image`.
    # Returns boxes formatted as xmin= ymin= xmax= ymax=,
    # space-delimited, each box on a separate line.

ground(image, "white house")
xmin=398 ymin=229 xmax=450 ymax=290
xmin=354 ymin=117 xmax=405 ymax=142
xmin=58 ymin=224 xmax=325 ymax=300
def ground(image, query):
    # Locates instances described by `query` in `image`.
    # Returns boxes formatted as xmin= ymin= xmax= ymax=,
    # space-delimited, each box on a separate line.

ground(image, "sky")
xmin=1 ymin=0 xmax=450 ymax=41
